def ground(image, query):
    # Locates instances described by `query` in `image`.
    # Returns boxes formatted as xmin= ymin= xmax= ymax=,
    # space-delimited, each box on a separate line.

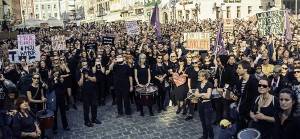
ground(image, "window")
xmin=42 ymin=13 xmax=46 ymax=18
xmin=237 ymin=6 xmax=241 ymax=18
xmin=227 ymin=6 xmax=231 ymax=18
xmin=36 ymin=5 xmax=39 ymax=10
xmin=42 ymin=5 xmax=44 ymax=9
xmin=54 ymin=13 xmax=57 ymax=17
xmin=36 ymin=14 xmax=39 ymax=19
xmin=248 ymin=6 xmax=252 ymax=14
xmin=54 ymin=4 xmax=56 ymax=9
xmin=48 ymin=5 xmax=51 ymax=9
xmin=259 ymin=6 xmax=263 ymax=9
xmin=48 ymin=13 xmax=51 ymax=17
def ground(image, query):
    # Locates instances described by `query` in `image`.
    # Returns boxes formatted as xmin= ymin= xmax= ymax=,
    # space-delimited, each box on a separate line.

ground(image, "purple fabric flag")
xmin=213 ymin=19 xmax=227 ymax=55
xmin=285 ymin=10 xmax=292 ymax=44
xmin=150 ymin=4 xmax=162 ymax=42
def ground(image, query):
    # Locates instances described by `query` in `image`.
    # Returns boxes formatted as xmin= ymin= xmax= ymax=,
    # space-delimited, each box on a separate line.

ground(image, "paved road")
xmin=48 ymin=98 xmax=219 ymax=139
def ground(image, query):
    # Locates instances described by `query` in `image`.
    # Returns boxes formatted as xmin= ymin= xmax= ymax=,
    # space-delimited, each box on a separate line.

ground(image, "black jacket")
xmin=17 ymin=74 xmax=33 ymax=96
xmin=273 ymin=111 xmax=300 ymax=139
xmin=236 ymin=74 xmax=259 ymax=119
xmin=215 ymin=64 xmax=236 ymax=88
xmin=268 ymin=75 xmax=288 ymax=97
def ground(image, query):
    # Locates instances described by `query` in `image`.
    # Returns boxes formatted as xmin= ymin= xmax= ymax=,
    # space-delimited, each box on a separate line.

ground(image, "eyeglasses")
xmin=33 ymin=77 xmax=40 ymax=80
xmin=294 ymin=62 xmax=300 ymax=65
xmin=256 ymin=67 xmax=262 ymax=69
xmin=262 ymin=59 xmax=268 ymax=61
xmin=157 ymin=58 xmax=162 ymax=60
xmin=258 ymin=84 xmax=268 ymax=88
xmin=292 ymin=55 xmax=298 ymax=57
xmin=293 ymin=71 xmax=300 ymax=74
xmin=192 ymin=62 xmax=198 ymax=64
xmin=282 ymin=67 xmax=288 ymax=70
xmin=60 ymin=59 xmax=64 ymax=61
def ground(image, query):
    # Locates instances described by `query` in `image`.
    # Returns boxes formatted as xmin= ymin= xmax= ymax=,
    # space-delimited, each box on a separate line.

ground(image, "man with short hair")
xmin=231 ymin=60 xmax=258 ymax=133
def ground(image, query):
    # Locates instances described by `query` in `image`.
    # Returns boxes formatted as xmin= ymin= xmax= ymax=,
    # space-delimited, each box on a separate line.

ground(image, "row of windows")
xmin=35 ymin=13 xmax=58 ymax=19
xmin=35 ymin=4 xmax=57 ymax=10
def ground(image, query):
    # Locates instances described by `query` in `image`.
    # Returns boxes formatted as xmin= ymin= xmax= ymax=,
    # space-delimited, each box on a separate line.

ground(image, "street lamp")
xmin=100 ymin=5 xmax=104 ymax=24
xmin=195 ymin=2 xmax=201 ymax=22
xmin=22 ymin=10 xmax=26 ymax=29
xmin=171 ymin=0 xmax=177 ymax=23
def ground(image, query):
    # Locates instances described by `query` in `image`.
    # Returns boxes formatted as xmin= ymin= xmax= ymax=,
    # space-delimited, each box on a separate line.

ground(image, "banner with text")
xmin=223 ymin=19 xmax=234 ymax=32
xmin=183 ymin=32 xmax=210 ymax=50
xmin=9 ymin=49 xmax=20 ymax=63
xmin=17 ymin=34 xmax=36 ymax=56
xmin=0 ymin=44 xmax=9 ymax=60
xmin=102 ymin=37 xmax=115 ymax=45
xmin=51 ymin=35 xmax=66 ymax=51
xmin=126 ymin=21 xmax=139 ymax=35
xmin=256 ymin=10 xmax=284 ymax=36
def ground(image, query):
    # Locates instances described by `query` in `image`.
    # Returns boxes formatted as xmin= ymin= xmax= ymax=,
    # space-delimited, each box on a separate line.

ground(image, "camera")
xmin=82 ymin=68 xmax=89 ymax=74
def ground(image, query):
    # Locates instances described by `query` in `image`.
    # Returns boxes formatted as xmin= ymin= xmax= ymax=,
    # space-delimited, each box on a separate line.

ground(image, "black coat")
xmin=236 ymin=74 xmax=259 ymax=120
xmin=268 ymin=75 xmax=288 ymax=97
xmin=17 ymin=74 xmax=33 ymax=96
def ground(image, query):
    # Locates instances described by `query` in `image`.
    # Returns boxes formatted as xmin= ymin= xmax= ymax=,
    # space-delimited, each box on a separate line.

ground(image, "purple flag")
xmin=150 ymin=4 xmax=161 ymax=42
xmin=213 ymin=19 xmax=226 ymax=55
xmin=285 ymin=10 xmax=292 ymax=44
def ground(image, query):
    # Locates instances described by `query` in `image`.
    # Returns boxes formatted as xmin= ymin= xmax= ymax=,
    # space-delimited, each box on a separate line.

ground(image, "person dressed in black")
xmin=12 ymin=97 xmax=41 ymax=139
xmin=151 ymin=54 xmax=168 ymax=113
xmin=134 ymin=54 xmax=153 ymax=116
xmin=76 ymin=60 xmax=101 ymax=127
xmin=230 ymin=60 xmax=259 ymax=133
xmin=185 ymin=58 xmax=200 ymax=120
xmin=92 ymin=57 xmax=106 ymax=106
xmin=195 ymin=70 xmax=214 ymax=139
xmin=274 ymin=88 xmax=300 ymax=139
xmin=109 ymin=55 xmax=133 ymax=118
xmin=48 ymin=68 xmax=70 ymax=134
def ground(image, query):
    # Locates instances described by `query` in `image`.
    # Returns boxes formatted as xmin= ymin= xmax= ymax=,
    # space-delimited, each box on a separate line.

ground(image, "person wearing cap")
xmin=109 ymin=55 xmax=133 ymax=118
xmin=268 ymin=65 xmax=288 ymax=97
xmin=218 ymin=119 xmax=236 ymax=139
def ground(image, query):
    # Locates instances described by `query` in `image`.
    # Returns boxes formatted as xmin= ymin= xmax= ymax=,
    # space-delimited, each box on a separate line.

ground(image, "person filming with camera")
xmin=76 ymin=60 xmax=101 ymax=127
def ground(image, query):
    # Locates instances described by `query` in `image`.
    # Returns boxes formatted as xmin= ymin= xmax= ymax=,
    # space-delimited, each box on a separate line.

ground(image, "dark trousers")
xmin=115 ymin=89 xmax=131 ymax=115
xmin=198 ymin=101 xmax=214 ymax=139
xmin=82 ymin=93 xmax=98 ymax=123
xmin=156 ymin=83 xmax=166 ymax=110
xmin=96 ymin=81 xmax=105 ymax=103
xmin=213 ymin=97 xmax=231 ymax=122
xmin=53 ymin=102 xmax=68 ymax=130
xmin=236 ymin=115 xmax=248 ymax=134
xmin=187 ymin=101 xmax=195 ymax=116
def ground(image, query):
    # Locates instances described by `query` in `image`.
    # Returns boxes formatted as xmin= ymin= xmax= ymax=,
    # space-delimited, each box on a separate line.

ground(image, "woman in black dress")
xmin=12 ymin=97 xmax=41 ymax=139
xmin=169 ymin=53 xmax=179 ymax=106
xmin=59 ymin=56 xmax=77 ymax=110
xmin=250 ymin=77 xmax=279 ymax=138
xmin=172 ymin=57 xmax=188 ymax=114
xmin=152 ymin=54 xmax=168 ymax=112
xmin=134 ymin=53 xmax=153 ymax=116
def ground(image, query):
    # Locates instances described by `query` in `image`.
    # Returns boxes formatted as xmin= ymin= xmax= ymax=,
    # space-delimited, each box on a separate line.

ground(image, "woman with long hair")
xmin=59 ymin=56 xmax=77 ymax=110
xmin=274 ymin=88 xmax=300 ymax=139
xmin=134 ymin=53 xmax=152 ymax=116
xmin=250 ymin=77 xmax=279 ymax=138
xmin=172 ymin=57 xmax=188 ymax=114
xmin=48 ymin=68 xmax=70 ymax=134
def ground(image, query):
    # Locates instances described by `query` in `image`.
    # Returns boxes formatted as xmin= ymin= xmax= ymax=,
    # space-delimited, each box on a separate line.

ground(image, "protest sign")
xmin=17 ymin=34 xmax=36 ymax=56
xmin=126 ymin=21 xmax=139 ymax=35
xmin=102 ymin=37 xmax=115 ymax=45
xmin=0 ymin=44 xmax=9 ymax=59
xmin=28 ymin=45 xmax=40 ymax=63
xmin=51 ymin=35 xmax=66 ymax=50
xmin=183 ymin=32 xmax=210 ymax=50
xmin=256 ymin=10 xmax=284 ymax=36
xmin=223 ymin=19 xmax=234 ymax=32
xmin=8 ymin=49 xmax=20 ymax=63
xmin=40 ymin=23 xmax=49 ymax=28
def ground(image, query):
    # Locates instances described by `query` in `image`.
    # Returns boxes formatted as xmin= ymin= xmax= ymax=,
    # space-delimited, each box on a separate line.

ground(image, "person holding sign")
xmin=250 ymin=77 xmax=279 ymax=138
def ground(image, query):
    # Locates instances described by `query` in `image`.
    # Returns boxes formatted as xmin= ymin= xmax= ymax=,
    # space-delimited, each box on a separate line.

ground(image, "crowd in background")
xmin=0 ymin=18 xmax=300 ymax=139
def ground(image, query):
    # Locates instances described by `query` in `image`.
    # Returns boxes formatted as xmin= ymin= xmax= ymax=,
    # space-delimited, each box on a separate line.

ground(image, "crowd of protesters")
xmin=0 ymin=18 xmax=300 ymax=139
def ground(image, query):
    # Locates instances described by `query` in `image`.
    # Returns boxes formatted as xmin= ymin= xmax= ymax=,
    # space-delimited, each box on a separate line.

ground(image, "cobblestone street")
xmin=48 ymin=97 xmax=219 ymax=139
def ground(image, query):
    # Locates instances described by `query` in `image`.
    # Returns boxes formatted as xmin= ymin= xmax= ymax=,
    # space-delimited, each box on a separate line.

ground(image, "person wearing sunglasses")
xmin=250 ymin=77 xmax=279 ymax=138
xmin=281 ymin=64 xmax=289 ymax=77
xmin=254 ymin=64 xmax=266 ymax=81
